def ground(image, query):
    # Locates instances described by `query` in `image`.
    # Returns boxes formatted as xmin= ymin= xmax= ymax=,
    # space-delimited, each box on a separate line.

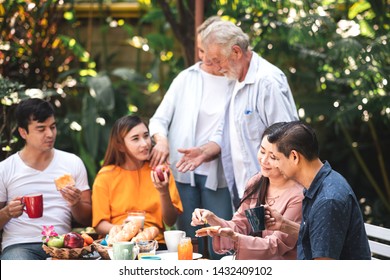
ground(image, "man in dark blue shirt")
xmin=265 ymin=121 xmax=371 ymax=260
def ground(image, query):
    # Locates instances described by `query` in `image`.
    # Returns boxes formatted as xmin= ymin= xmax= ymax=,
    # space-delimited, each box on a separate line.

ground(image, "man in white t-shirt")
xmin=0 ymin=98 xmax=92 ymax=260
xmin=176 ymin=20 xmax=298 ymax=208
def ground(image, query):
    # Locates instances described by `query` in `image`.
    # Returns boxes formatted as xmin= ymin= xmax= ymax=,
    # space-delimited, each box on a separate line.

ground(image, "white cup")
xmin=163 ymin=230 xmax=186 ymax=252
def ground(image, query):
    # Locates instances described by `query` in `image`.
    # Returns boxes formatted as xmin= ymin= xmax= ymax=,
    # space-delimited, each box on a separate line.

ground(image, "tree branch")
xmin=367 ymin=119 xmax=390 ymax=198
xmin=338 ymin=118 xmax=390 ymax=212
xmin=156 ymin=0 xmax=195 ymax=66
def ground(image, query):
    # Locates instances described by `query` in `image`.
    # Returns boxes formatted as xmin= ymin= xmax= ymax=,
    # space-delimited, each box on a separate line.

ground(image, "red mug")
xmin=23 ymin=194 xmax=43 ymax=218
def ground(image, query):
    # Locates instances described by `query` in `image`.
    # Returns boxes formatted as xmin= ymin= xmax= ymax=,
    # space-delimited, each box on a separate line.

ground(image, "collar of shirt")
xmin=305 ymin=160 xmax=332 ymax=199
xmin=241 ymin=51 xmax=260 ymax=85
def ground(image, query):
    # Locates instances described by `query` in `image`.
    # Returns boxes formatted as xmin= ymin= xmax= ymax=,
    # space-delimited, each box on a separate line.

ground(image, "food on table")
xmin=81 ymin=233 xmax=94 ymax=246
xmin=64 ymin=232 xmax=84 ymax=249
xmin=152 ymin=164 xmax=170 ymax=181
xmin=54 ymin=174 xmax=75 ymax=191
xmin=84 ymin=227 xmax=96 ymax=234
xmin=107 ymin=225 xmax=122 ymax=245
xmin=195 ymin=226 xmax=221 ymax=237
xmin=107 ymin=220 xmax=141 ymax=245
xmin=131 ymin=226 xmax=159 ymax=242
xmin=47 ymin=235 xmax=65 ymax=248
xmin=73 ymin=226 xmax=97 ymax=234
xmin=42 ymin=225 xmax=94 ymax=250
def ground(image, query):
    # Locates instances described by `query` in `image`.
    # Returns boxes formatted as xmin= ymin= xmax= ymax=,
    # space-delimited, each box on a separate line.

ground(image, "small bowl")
xmin=137 ymin=240 xmax=158 ymax=252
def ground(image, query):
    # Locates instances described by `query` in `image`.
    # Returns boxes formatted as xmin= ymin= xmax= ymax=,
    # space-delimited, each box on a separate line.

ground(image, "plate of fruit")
xmin=42 ymin=226 xmax=96 ymax=259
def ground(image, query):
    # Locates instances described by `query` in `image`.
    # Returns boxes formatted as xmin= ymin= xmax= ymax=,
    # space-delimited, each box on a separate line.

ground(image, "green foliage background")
xmin=1 ymin=0 xmax=389 ymax=226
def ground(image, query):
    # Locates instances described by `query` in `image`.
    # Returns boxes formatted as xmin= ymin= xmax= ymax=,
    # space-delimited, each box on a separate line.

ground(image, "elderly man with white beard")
xmin=176 ymin=20 xmax=299 ymax=208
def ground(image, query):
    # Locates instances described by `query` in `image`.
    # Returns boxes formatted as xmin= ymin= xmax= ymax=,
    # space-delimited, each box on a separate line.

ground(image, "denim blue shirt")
xmin=297 ymin=161 xmax=371 ymax=259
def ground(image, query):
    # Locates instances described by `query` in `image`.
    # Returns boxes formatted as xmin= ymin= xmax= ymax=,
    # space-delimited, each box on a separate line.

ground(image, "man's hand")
xmin=60 ymin=186 xmax=81 ymax=207
xmin=5 ymin=197 xmax=24 ymax=219
xmin=176 ymin=147 xmax=204 ymax=172
xmin=176 ymin=142 xmax=221 ymax=173
xmin=264 ymin=205 xmax=300 ymax=238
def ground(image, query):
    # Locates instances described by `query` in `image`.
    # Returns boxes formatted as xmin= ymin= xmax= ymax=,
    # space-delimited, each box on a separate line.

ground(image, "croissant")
xmin=132 ymin=226 xmax=159 ymax=242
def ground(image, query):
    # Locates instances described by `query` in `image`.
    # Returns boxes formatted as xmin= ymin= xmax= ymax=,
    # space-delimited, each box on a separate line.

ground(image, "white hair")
xmin=201 ymin=20 xmax=250 ymax=56
xmin=196 ymin=16 xmax=222 ymax=35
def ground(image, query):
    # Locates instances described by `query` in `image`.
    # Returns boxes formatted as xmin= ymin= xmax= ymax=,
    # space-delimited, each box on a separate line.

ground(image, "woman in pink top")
xmin=191 ymin=122 xmax=304 ymax=259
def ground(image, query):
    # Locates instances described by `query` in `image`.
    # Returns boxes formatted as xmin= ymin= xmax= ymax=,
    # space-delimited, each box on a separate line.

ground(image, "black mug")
xmin=245 ymin=205 xmax=265 ymax=233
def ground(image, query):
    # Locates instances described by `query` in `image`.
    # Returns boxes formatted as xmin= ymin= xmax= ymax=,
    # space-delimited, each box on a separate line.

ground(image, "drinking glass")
xmin=124 ymin=210 xmax=145 ymax=230
xmin=177 ymin=237 xmax=193 ymax=260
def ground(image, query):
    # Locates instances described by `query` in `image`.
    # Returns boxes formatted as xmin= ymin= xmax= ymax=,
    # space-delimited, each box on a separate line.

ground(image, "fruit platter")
xmin=41 ymin=226 xmax=97 ymax=259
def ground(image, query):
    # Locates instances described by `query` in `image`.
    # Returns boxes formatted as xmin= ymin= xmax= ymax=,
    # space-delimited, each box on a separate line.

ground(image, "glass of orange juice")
xmin=177 ymin=237 xmax=193 ymax=260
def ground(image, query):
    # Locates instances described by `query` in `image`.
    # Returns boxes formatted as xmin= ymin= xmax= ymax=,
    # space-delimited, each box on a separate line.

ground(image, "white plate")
xmin=157 ymin=252 xmax=202 ymax=260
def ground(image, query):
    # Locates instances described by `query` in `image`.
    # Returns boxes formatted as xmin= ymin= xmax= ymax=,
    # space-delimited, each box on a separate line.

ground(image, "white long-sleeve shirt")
xmin=149 ymin=62 xmax=233 ymax=190
xmin=210 ymin=52 xmax=299 ymax=204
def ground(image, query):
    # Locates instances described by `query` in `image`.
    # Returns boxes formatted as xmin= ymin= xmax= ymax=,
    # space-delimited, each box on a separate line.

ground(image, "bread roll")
xmin=122 ymin=220 xmax=141 ymax=239
xmin=107 ymin=225 xmax=122 ymax=246
xmin=107 ymin=221 xmax=141 ymax=245
xmin=132 ymin=226 xmax=159 ymax=242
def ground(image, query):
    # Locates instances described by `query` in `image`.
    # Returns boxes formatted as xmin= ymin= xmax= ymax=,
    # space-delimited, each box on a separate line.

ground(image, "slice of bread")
xmin=195 ymin=226 xmax=221 ymax=237
xmin=54 ymin=174 xmax=75 ymax=191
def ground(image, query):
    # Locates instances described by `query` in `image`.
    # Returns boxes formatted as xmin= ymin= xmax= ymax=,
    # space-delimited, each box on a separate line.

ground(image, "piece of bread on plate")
xmin=54 ymin=174 xmax=75 ymax=191
xmin=132 ymin=226 xmax=159 ymax=242
xmin=195 ymin=226 xmax=221 ymax=237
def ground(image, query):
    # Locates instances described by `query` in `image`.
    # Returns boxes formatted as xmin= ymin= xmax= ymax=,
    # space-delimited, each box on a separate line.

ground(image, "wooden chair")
xmin=365 ymin=223 xmax=390 ymax=260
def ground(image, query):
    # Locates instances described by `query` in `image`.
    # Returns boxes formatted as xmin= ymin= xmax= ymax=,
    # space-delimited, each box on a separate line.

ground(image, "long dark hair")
xmin=237 ymin=122 xmax=287 ymax=208
xmin=238 ymin=176 xmax=269 ymax=209
xmin=102 ymin=115 xmax=147 ymax=167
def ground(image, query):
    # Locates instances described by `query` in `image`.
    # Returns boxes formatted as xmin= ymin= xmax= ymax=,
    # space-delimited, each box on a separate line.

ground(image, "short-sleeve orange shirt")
xmin=92 ymin=163 xmax=183 ymax=243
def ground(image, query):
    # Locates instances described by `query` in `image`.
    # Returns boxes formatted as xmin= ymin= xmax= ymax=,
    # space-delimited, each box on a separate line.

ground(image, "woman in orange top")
xmin=92 ymin=115 xmax=183 ymax=246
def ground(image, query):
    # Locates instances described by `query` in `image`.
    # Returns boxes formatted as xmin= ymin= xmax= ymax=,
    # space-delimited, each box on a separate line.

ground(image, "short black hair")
xmin=267 ymin=121 xmax=319 ymax=161
xmin=15 ymin=98 xmax=55 ymax=132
